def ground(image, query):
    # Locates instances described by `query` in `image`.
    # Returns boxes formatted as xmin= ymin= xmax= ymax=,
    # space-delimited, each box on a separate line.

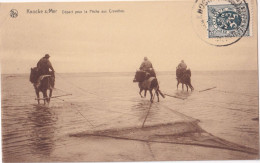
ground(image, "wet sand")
xmin=1 ymin=71 xmax=259 ymax=161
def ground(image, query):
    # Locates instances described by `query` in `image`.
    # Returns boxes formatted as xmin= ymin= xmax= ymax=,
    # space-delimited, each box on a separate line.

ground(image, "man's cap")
xmin=181 ymin=60 xmax=184 ymax=62
xmin=144 ymin=57 xmax=148 ymax=60
xmin=45 ymin=54 xmax=50 ymax=58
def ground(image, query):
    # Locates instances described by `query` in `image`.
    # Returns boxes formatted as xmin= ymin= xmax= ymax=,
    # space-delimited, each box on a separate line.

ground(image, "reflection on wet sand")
xmin=2 ymin=71 xmax=259 ymax=161
xmin=28 ymin=105 xmax=57 ymax=157
xmin=174 ymin=90 xmax=192 ymax=98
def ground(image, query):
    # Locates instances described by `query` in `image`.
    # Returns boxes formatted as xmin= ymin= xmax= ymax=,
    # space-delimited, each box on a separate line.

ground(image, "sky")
xmin=0 ymin=0 xmax=258 ymax=74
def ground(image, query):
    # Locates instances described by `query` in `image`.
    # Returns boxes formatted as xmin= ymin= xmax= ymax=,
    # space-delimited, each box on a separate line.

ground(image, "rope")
xmin=212 ymin=89 xmax=258 ymax=97
xmin=55 ymin=72 xmax=135 ymax=103
xmin=54 ymin=87 xmax=72 ymax=94
xmin=55 ymin=73 xmax=110 ymax=101
xmin=74 ymin=107 xmax=95 ymax=128
xmin=53 ymin=72 xmax=143 ymax=129
xmin=60 ymin=100 xmax=96 ymax=129
xmin=44 ymin=72 xmax=97 ymax=129
xmin=141 ymin=86 xmax=158 ymax=128
xmin=54 ymin=72 xmax=180 ymax=129
xmin=199 ymin=87 xmax=217 ymax=92
xmin=164 ymin=93 xmax=186 ymax=100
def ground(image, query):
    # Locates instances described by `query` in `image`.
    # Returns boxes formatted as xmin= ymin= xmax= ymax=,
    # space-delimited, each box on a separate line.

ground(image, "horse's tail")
xmin=185 ymin=75 xmax=194 ymax=91
xmin=186 ymin=69 xmax=191 ymax=77
xmin=50 ymin=76 xmax=55 ymax=89
xmin=187 ymin=75 xmax=191 ymax=83
xmin=151 ymin=78 xmax=165 ymax=98
xmin=189 ymin=83 xmax=194 ymax=91
xmin=158 ymin=89 xmax=165 ymax=98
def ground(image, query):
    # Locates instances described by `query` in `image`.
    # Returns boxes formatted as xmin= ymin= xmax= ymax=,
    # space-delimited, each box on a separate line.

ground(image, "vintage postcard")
xmin=0 ymin=0 xmax=259 ymax=162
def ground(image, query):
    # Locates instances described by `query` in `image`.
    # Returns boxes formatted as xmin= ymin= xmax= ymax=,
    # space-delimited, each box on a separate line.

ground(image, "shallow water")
xmin=1 ymin=71 xmax=259 ymax=161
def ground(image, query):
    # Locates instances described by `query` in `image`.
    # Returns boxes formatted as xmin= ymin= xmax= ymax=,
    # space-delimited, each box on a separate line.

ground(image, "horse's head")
xmin=133 ymin=70 xmax=146 ymax=82
xmin=30 ymin=67 xmax=39 ymax=83
xmin=176 ymin=68 xmax=183 ymax=79
xmin=49 ymin=71 xmax=55 ymax=88
xmin=186 ymin=69 xmax=191 ymax=77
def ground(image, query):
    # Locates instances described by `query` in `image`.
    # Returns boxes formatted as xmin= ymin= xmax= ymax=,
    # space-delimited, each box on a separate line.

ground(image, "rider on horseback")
xmin=30 ymin=54 xmax=55 ymax=104
xmin=176 ymin=60 xmax=194 ymax=91
xmin=134 ymin=57 xmax=164 ymax=102
xmin=139 ymin=57 xmax=156 ymax=78
xmin=176 ymin=60 xmax=187 ymax=79
xmin=34 ymin=54 xmax=55 ymax=89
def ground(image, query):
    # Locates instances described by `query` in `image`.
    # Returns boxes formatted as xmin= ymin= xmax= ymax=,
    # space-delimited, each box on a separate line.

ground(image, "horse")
xmin=30 ymin=67 xmax=55 ymax=104
xmin=133 ymin=70 xmax=164 ymax=102
xmin=176 ymin=68 xmax=194 ymax=91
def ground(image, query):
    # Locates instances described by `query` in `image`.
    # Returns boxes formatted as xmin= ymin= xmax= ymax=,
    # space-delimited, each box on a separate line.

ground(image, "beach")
xmin=1 ymin=71 xmax=259 ymax=161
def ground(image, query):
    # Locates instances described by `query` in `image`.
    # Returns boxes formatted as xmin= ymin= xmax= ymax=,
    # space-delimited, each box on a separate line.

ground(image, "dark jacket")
xmin=178 ymin=62 xmax=187 ymax=70
xmin=140 ymin=60 xmax=153 ymax=71
xmin=37 ymin=57 xmax=54 ymax=75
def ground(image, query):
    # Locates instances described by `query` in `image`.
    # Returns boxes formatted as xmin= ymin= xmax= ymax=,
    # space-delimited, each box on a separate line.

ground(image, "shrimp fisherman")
xmin=37 ymin=54 xmax=55 ymax=76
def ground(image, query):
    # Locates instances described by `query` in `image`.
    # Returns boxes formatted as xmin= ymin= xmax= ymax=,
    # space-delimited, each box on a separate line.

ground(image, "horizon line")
xmin=1 ymin=69 xmax=258 ymax=75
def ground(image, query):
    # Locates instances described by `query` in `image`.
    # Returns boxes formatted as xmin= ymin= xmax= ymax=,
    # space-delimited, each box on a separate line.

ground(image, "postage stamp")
xmin=192 ymin=0 xmax=252 ymax=46
xmin=207 ymin=3 xmax=250 ymax=38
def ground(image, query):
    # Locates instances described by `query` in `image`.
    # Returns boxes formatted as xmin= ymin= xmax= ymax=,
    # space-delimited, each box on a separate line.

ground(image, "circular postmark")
xmin=191 ymin=0 xmax=250 ymax=46
xmin=10 ymin=9 xmax=18 ymax=18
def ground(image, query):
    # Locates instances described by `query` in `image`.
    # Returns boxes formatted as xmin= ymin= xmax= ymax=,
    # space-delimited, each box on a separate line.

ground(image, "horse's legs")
xmin=149 ymin=90 xmax=153 ymax=103
xmin=35 ymin=89 xmax=40 ymax=104
xmin=182 ymin=83 xmax=184 ymax=91
xmin=48 ymin=89 xmax=53 ymax=103
xmin=177 ymin=81 xmax=179 ymax=90
xmin=139 ymin=88 xmax=144 ymax=98
xmin=186 ymin=84 xmax=189 ymax=92
xmin=144 ymin=90 xmax=147 ymax=97
xmin=156 ymin=90 xmax=159 ymax=102
xmin=43 ymin=91 xmax=48 ymax=105
xmin=186 ymin=76 xmax=194 ymax=91
xmin=189 ymin=83 xmax=194 ymax=91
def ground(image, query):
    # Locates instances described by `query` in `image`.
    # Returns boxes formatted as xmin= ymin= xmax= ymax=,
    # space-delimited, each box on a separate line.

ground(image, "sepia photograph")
xmin=0 ymin=0 xmax=259 ymax=162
